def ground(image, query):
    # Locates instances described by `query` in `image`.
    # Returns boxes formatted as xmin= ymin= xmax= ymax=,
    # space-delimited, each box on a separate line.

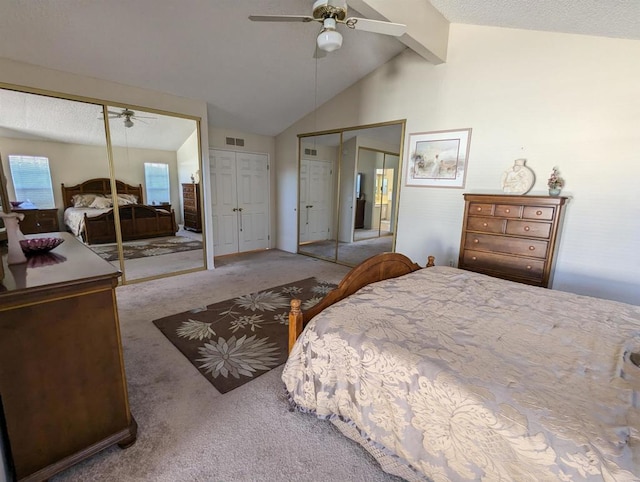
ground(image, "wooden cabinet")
xmin=12 ymin=208 xmax=59 ymax=235
xmin=0 ymin=233 xmax=136 ymax=481
xmin=458 ymin=194 xmax=567 ymax=287
xmin=182 ymin=183 xmax=202 ymax=232
xmin=354 ymin=199 xmax=366 ymax=229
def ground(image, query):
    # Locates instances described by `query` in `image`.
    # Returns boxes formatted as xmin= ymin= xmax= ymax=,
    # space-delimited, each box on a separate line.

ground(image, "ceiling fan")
xmin=104 ymin=108 xmax=155 ymax=128
xmin=249 ymin=0 xmax=407 ymax=53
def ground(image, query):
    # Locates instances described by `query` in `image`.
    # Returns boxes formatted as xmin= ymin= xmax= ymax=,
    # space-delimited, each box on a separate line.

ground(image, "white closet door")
xmin=236 ymin=152 xmax=269 ymax=253
xmin=210 ymin=149 xmax=270 ymax=256
xmin=299 ymin=160 xmax=311 ymax=242
xmin=306 ymin=159 xmax=333 ymax=242
xmin=210 ymin=150 xmax=239 ymax=256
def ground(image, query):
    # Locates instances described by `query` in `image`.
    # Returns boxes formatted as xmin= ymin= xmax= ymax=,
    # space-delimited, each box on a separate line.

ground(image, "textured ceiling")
xmin=428 ymin=0 xmax=640 ymax=40
xmin=0 ymin=89 xmax=197 ymax=150
xmin=0 ymin=1 xmax=638 ymax=142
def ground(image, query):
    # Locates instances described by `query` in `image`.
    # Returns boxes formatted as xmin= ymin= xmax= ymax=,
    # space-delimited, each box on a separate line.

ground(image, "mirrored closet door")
xmin=108 ymin=105 xmax=204 ymax=282
xmin=0 ymin=86 xmax=205 ymax=284
xmin=298 ymin=121 xmax=404 ymax=267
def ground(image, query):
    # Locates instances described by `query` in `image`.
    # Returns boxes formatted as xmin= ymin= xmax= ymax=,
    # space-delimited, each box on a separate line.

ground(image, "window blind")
xmin=8 ymin=155 xmax=55 ymax=208
xmin=144 ymin=163 xmax=170 ymax=205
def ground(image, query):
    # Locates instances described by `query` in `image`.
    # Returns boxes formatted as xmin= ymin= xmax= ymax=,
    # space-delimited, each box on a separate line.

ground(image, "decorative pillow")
xmin=72 ymin=193 xmax=103 ymax=208
xmin=106 ymin=193 xmax=138 ymax=205
xmin=89 ymin=196 xmax=113 ymax=209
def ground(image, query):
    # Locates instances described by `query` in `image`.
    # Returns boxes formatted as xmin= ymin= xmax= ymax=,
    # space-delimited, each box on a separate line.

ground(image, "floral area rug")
xmin=152 ymin=278 xmax=336 ymax=393
xmin=89 ymin=236 xmax=202 ymax=261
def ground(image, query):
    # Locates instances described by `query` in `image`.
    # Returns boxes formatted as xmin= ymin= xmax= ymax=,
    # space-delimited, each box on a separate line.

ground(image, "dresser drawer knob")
xmin=524 ymin=226 xmax=530 ymax=232
xmin=529 ymin=246 xmax=535 ymax=251
xmin=526 ymin=265 xmax=532 ymax=270
xmin=476 ymin=207 xmax=482 ymax=212
xmin=473 ymin=239 xmax=479 ymax=244
xmin=505 ymin=208 xmax=510 ymax=213
xmin=536 ymin=210 xmax=542 ymax=216
xmin=483 ymin=223 xmax=488 ymax=227
xmin=471 ymin=256 xmax=477 ymax=261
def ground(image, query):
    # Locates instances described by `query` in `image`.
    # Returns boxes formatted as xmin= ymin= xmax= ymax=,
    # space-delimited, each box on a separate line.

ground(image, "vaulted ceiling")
xmin=0 ymin=1 xmax=638 ymax=139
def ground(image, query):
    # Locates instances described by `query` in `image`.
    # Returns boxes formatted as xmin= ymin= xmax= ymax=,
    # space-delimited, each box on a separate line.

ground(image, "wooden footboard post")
xmin=289 ymin=299 xmax=303 ymax=354
xmin=426 ymin=255 xmax=435 ymax=267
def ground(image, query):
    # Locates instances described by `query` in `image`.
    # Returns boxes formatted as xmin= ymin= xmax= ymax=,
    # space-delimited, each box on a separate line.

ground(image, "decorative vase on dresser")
xmin=458 ymin=194 xmax=568 ymax=288
xmin=182 ymin=182 xmax=202 ymax=232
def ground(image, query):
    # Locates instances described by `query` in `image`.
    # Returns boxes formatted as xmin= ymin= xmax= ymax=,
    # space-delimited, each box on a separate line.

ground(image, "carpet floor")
xmin=51 ymin=250 xmax=402 ymax=482
xmin=89 ymin=236 xmax=202 ymax=261
xmin=152 ymin=277 xmax=336 ymax=393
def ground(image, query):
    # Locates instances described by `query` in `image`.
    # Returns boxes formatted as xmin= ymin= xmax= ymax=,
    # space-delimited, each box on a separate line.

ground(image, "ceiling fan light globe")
xmin=124 ymin=118 xmax=134 ymax=128
xmin=317 ymin=29 xmax=342 ymax=52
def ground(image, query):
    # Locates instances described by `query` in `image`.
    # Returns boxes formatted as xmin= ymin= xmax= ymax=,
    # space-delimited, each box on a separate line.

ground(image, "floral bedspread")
xmin=63 ymin=206 xmax=111 ymax=236
xmin=282 ymin=266 xmax=640 ymax=481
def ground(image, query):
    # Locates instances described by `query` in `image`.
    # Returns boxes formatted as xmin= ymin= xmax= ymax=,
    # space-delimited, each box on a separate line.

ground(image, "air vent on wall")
xmin=304 ymin=148 xmax=318 ymax=156
xmin=225 ymin=137 xmax=245 ymax=147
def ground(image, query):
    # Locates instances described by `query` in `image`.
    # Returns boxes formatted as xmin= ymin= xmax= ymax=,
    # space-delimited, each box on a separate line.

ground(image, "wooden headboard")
xmin=61 ymin=178 xmax=144 ymax=208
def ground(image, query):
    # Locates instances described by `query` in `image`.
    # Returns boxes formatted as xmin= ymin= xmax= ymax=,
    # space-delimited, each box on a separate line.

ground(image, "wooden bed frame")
xmin=61 ymin=178 xmax=178 ymax=245
xmin=288 ymin=252 xmax=435 ymax=352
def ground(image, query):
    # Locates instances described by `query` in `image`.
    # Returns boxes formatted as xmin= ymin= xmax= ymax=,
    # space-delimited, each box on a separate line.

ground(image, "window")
xmin=8 ymin=155 xmax=55 ymax=208
xmin=144 ymin=162 xmax=170 ymax=205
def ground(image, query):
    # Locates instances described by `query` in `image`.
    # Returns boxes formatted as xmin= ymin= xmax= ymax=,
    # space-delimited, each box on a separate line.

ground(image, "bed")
xmin=284 ymin=253 xmax=640 ymax=481
xmin=62 ymin=178 xmax=178 ymax=245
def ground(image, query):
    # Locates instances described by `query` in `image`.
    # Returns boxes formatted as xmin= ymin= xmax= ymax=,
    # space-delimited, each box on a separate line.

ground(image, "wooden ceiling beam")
xmin=349 ymin=0 xmax=449 ymax=64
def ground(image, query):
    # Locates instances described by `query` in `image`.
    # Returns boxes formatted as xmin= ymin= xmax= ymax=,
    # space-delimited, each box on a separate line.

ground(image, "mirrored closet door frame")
xmin=0 ymin=82 xmax=207 ymax=284
xmin=297 ymin=120 xmax=406 ymax=267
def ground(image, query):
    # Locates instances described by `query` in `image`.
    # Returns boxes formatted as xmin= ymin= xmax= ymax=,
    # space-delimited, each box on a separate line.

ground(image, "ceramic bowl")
xmin=19 ymin=237 xmax=64 ymax=254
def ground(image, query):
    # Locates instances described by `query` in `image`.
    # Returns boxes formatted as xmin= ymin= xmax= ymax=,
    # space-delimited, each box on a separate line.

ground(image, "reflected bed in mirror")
xmin=0 ymin=87 xmax=205 ymax=283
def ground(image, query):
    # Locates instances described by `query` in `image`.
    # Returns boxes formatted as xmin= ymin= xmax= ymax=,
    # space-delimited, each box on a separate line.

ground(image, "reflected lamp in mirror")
xmin=356 ymin=173 xmax=363 ymax=199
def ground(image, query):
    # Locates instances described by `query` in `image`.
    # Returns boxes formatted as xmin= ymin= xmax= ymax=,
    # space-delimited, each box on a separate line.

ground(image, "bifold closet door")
xmin=210 ymin=149 xmax=269 ymax=256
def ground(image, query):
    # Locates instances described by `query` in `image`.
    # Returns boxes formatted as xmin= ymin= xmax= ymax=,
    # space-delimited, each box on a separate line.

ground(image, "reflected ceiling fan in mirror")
xmin=249 ymin=0 xmax=406 ymax=53
xmin=104 ymin=108 xmax=156 ymax=128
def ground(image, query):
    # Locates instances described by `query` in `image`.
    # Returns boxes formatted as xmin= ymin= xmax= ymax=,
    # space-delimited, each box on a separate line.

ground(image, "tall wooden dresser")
xmin=182 ymin=182 xmax=202 ymax=232
xmin=0 ymin=232 xmax=136 ymax=481
xmin=458 ymin=194 xmax=568 ymax=287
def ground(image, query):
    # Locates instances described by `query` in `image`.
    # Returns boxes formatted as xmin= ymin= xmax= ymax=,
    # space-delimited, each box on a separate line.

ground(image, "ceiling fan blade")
xmin=132 ymin=115 xmax=156 ymax=119
xmin=344 ymin=17 xmax=407 ymax=36
xmin=249 ymin=15 xmax=315 ymax=23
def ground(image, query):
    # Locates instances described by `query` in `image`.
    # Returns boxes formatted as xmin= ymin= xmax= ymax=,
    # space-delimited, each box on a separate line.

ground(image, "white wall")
xmin=276 ymin=24 xmax=640 ymax=305
xmin=0 ymin=57 xmax=212 ymax=266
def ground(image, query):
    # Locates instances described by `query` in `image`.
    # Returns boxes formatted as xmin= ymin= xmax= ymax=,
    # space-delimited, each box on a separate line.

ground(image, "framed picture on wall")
xmin=405 ymin=128 xmax=472 ymax=188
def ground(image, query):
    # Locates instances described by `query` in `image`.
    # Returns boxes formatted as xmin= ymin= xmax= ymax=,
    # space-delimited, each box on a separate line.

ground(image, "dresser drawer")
xmin=14 ymin=208 xmax=59 ymax=234
xmin=523 ymin=206 xmax=555 ymax=221
xmin=466 ymin=216 xmax=505 ymax=234
xmin=505 ymin=220 xmax=552 ymax=239
xmin=464 ymin=233 xmax=548 ymax=259
xmin=462 ymin=250 xmax=545 ymax=282
xmin=495 ymin=204 xmax=522 ymax=218
xmin=468 ymin=203 xmax=494 ymax=216
xmin=183 ymin=199 xmax=197 ymax=211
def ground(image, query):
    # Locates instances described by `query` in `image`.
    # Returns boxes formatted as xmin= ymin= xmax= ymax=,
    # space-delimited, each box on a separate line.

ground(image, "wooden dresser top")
xmin=0 ymin=232 xmax=120 ymax=299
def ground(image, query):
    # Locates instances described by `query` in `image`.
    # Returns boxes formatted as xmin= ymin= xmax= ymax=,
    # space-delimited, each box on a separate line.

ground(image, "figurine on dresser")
xmin=1 ymin=211 xmax=27 ymax=265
